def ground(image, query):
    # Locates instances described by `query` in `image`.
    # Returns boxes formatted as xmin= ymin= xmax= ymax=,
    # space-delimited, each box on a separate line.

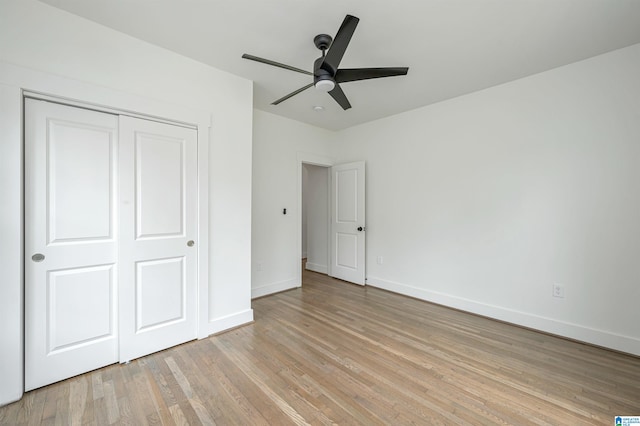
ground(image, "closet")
xmin=24 ymin=98 xmax=198 ymax=390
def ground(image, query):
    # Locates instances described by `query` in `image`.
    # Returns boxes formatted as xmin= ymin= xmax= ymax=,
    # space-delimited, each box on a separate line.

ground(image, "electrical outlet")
xmin=552 ymin=284 xmax=565 ymax=298
xmin=377 ymin=256 xmax=383 ymax=265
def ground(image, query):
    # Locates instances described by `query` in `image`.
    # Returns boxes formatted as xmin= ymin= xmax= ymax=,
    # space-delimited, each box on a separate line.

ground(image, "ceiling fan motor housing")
xmin=313 ymin=56 xmax=336 ymax=91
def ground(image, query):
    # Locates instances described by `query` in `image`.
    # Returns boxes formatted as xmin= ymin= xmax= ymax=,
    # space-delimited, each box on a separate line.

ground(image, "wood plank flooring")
xmin=2 ymin=268 xmax=639 ymax=424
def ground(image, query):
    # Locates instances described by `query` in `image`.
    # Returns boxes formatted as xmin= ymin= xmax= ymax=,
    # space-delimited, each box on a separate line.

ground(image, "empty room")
xmin=1 ymin=0 xmax=640 ymax=424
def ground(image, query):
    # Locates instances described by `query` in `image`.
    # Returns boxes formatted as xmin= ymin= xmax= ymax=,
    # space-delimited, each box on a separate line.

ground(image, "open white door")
xmin=25 ymin=99 xmax=119 ymax=390
xmin=330 ymin=161 xmax=366 ymax=285
xmin=118 ymin=116 xmax=198 ymax=362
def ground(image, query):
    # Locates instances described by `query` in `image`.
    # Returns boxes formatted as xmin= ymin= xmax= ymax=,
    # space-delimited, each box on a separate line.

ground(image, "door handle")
xmin=357 ymin=227 xmax=364 ymax=232
xmin=32 ymin=253 xmax=45 ymax=262
xmin=187 ymin=240 xmax=195 ymax=247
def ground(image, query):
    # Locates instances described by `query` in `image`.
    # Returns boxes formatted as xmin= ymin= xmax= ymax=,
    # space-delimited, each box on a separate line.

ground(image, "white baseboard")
xmin=200 ymin=309 xmax=254 ymax=338
xmin=305 ymin=262 xmax=328 ymax=274
xmin=252 ymin=277 xmax=299 ymax=299
xmin=366 ymin=276 xmax=640 ymax=357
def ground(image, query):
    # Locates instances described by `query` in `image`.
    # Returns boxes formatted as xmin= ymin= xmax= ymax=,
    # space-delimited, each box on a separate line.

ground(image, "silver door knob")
xmin=187 ymin=240 xmax=195 ymax=247
xmin=32 ymin=253 xmax=45 ymax=262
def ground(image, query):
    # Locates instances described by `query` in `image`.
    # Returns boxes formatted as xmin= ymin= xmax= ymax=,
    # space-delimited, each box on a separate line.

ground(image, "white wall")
xmin=249 ymin=41 xmax=640 ymax=355
xmin=304 ymin=164 xmax=329 ymax=274
xmin=252 ymin=110 xmax=333 ymax=298
xmin=334 ymin=43 xmax=640 ymax=355
xmin=0 ymin=0 xmax=253 ymax=405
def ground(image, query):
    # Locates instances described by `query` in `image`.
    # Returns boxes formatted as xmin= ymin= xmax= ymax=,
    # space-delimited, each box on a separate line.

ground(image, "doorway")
xmin=302 ymin=163 xmax=330 ymax=275
xmin=298 ymin=156 xmax=366 ymax=286
xmin=296 ymin=153 xmax=333 ymax=284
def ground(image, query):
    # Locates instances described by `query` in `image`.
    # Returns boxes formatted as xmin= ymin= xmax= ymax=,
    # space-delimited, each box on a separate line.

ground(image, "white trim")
xmin=197 ymin=118 xmax=212 ymax=339
xmin=305 ymin=262 xmax=328 ymax=275
xmin=252 ymin=278 xmax=299 ymax=299
xmin=205 ymin=309 xmax=255 ymax=336
xmin=367 ymin=275 xmax=640 ymax=356
xmin=23 ymin=91 xmax=197 ymax=129
xmin=325 ymin=169 xmax=331 ymax=278
xmin=297 ymin=152 xmax=334 ymax=286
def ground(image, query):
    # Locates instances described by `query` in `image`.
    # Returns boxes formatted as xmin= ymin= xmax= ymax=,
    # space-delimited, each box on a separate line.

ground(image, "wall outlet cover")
xmin=552 ymin=284 xmax=565 ymax=298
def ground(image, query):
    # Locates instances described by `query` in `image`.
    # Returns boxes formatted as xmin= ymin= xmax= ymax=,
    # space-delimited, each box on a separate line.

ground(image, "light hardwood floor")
xmin=2 ymin=267 xmax=639 ymax=425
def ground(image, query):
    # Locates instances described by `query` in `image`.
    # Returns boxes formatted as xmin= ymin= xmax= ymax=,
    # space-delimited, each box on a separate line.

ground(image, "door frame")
xmin=0 ymin=62 xmax=211 ymax=403
xmin=296 ymin=153 xmax=333 ymax=285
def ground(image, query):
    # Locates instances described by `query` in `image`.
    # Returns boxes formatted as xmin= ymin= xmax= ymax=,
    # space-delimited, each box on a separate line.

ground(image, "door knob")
xmin=187 ymin=240 xmax=195 ymax=247
xmin=357 ymin=227 xmax=364 ymax=232
xmin=32 ymin=253 xmax=45 ymax=262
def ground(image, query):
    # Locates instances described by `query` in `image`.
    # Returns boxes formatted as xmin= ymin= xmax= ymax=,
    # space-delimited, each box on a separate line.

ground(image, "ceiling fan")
xmin=242 ymin=14 xmax=409 ymax=110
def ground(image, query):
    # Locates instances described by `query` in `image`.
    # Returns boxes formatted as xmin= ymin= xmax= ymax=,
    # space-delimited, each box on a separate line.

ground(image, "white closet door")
xmin=25 ymin=99 xmax=119 ymax=391
xmin=118 ymin=116 xmax=198 ymax=362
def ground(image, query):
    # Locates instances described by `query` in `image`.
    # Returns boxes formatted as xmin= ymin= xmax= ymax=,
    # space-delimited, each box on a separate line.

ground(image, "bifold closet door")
xmin=25 ymin=100 xmax=198 ymax=390
xmin=25 ymin=99 xmax=119 ymax=391
xmin=117 ymin=115 xmax=198 ymax=363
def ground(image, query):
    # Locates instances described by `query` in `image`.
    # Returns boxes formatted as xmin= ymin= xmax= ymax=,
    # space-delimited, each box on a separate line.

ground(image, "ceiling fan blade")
xmin=272 ymin=83 xmax=314 ymax=105
xmin=328 ymin=84 xmax=352 ymax=110
xmin=322 ymin=15 xmax=359 ymax=74
xmin=335 ymin=67 xmax=409 ymax=83
xmin=242 ymin=54 xmax=312 ymax=76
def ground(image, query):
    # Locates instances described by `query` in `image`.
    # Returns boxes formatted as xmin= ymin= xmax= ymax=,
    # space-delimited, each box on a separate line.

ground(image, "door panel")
xmin=336 ymin=233 xmax=358 ymax=269
xmin=330 ymin=161 xmax=366 ymax=285
xmin=25 ymin=99 xmax=119 ymax=391
xmin=136 ymin=133 xmax=185 ymax=238
xmin=47 ymin=265 xmax=115 ymax=351
xmin=118 ymin=116 xmax=197 ymax=362
xmin=135 ymin=257 xmax=186 ymax=331
xmin=336 ymin=169 xmax=358 ymax=222
xmin=48 ymin=120 xmax=114 ymax=242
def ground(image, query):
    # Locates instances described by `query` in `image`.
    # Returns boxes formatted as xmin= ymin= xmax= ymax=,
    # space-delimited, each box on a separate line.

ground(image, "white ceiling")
xmin=40 ymin=0 xmax=640 ymax=131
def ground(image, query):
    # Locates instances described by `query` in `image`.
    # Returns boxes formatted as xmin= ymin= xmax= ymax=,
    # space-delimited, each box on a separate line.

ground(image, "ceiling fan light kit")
xmin=242 ymin=14 xmax=409 ymax=110
xmin=315 ymin=78 xmax=335 ymax=92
